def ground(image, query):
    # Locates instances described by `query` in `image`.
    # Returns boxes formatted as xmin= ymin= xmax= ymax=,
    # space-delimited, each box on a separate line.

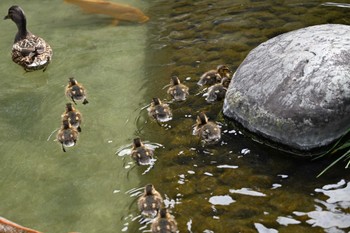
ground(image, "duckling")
xmin=62 ymin=103 xmax=82 ymax=132
xmin=193 ymin=112 xmax=221 ymax=144
xmin=147 ymin=98 xmax=172 ymax=122
xmin=137 ymin=184 xmax=163 ymax=218
xmin=197 ymin=65 xmax=232 ymax=86
xmin=131 ymin=138 xmax=154 ymax=165
xmin=167 ymin=75 xmax=189 ymax=101
xmin=151 ymin=208 xmax=178 ymax=233
xmin=4 ymin=6 xmax=53 ymax=72
xmin=57 ymin=119 xmax=79 ymax=152
xmin=204 ymin=77 xmax=231 ymax=103
xmin=65 ymin=77 xmax=89 ymax=105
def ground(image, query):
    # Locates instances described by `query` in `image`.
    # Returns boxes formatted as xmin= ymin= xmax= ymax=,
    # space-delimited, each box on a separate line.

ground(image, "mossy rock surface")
xmin=223 ymin=24 xmax=350 ymax=153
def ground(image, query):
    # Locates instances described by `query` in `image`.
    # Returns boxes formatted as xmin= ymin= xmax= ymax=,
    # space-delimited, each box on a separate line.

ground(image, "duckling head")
xmin=145 ymin=184 xmax=155 ymax=195
xmin=197 ymin=112 xmax=209 ymax=125
xmin=152 ymin=98 xmax=161 ymax=106
xmin=69 ymin=77 xmax=78 ymax=85
xmin=62 ymin=119 xmax=71 ymax=129
xmin=65 ymin=102 xmax=75 ymax=112
xmin=170 ymin=75 xmax=181 ymax=85
xmin=159 ymin=208 xmax=168 ymax=218
xmin=133 ymin=137 xmax=143 ymax=147
xmin=217 ymin=65 xmax=232 ymax=78
xmin=221 ymin=77 xmax=231 ymax=88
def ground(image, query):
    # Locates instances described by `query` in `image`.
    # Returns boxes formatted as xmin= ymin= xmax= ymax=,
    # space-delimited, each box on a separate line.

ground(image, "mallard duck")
xmin=197 ymin=65 xmax=232 ymax=86
xmin=147 ymin=98 xmax=172 ymax=122
xmin=167 ymin=76 xmax=189 ymax=101
xmin=151 ymin=208 xmax=178 ymax=233
xmin=131 ymin=138 xmax=154 ymax=165
xmin=204 ymin=77 xmax=231 ymax=103
xmin=4 ymin=5 xmax=53 ymax=72
xmin=62 ymin=103 xmax=82 ymax=132
xmin=65 ymin=77 xmax=89 ymax=105
xmin=193 ymin=112 xmax=221 ymax=144
xmin=57 ymin=119 xmax=79 ymax=152
xmin=137 ymin=184 xmax=163 ymax=218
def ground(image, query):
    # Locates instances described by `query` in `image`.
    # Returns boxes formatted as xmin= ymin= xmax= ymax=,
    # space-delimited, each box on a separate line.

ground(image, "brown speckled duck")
xmin=62 ymin=103 xmax=82 ymax=132
xmin=193 ymin=112 xmax=221 ymax=144
xmin=204 ymin=77 xmax=231 ymax=103
xmin=147 ymin=98 xmax=172 ymax=122
xmin=57 ymin=119 xmax=79 ymax=152
xmin=65 ymin=77 xmax=89 ymax=105
xmin=137 ymin=184 xmax=163 ymax=218
xmin=131 ymin=138 xmax=154 ymax=165
xmin=167 ymin=75 xmax=189 ymax=101
xmin=151 ymin=208 xmax=178 ymax=233
xmin=4 ymin=5 xmax=53 ymax=71
xmin=197 ymin=65 xmax=231 ymax=86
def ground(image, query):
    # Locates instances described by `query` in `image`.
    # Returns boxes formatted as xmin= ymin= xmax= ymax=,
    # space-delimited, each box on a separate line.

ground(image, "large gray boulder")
xmin=223 ymin=24 xmax=350 ymax=152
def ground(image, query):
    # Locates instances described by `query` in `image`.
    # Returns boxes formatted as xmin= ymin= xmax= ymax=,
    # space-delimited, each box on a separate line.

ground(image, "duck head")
xmin=145 ymin=184 xmax=154 ymax=195
xmin=133 ymin=137 xmax=143 ymax=147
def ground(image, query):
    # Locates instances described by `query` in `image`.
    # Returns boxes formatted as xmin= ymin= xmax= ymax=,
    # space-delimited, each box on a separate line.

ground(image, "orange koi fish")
xmin=0 ymin=217 xmax=42 ymax=233
xmin=64 ymin=0 xmax=149 ymax=25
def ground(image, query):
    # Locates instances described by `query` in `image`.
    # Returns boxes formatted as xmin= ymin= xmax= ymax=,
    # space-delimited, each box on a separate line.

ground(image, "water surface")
xmin=0 ymin=0 xmax=350 ymax=233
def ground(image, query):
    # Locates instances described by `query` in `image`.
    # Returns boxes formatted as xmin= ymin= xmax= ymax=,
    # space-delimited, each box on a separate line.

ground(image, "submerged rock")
xmin=223 ymin=24 xmax=350 ymax=153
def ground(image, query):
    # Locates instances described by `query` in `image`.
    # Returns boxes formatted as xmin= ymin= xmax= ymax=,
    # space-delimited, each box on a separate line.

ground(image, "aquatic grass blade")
xmin=317 ymin=148 xmax=350 ymax=178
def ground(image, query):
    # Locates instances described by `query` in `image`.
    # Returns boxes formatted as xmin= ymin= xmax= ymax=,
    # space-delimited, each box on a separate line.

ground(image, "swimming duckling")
xmin=131 ymin=138 xmax=154 ymax=165
xmin=62 ymin=103 xmax=82 ymax=132
xmin=57 ymin=119 xmax=79 ymax=152
xmin=204 ymin=77 xmax=231 ymax=103
xmin=167 ymin=76 xmax=189 ymax=101
xmin=65 ymin=77 xmax=89 ymax=105
xmin=4 ymin=6 xmax=53 ymax=71
xmin=147 ymin=98 xmax=172 ymax=122
xmin=151 ymin=208 xmax=178 ymax=233
xmin=197 ymin=65 xmax=232 ymax=86
xmin=193 ymin=112 xmax=221 ymax=144
xmin=137 ymin=184 xmax=163 ymax=218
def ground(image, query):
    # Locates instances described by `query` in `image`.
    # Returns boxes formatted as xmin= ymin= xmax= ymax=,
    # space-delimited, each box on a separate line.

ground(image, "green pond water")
xmin=0 ymin=0 xmax=350 ymax=233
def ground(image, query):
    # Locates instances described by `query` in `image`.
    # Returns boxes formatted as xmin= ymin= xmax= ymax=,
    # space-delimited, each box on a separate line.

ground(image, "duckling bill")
xmin=4 ymin=5 xmax=53 ymax=71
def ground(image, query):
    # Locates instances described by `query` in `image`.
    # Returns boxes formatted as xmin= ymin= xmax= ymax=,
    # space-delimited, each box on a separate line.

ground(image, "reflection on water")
xmin=0 ymin=0 xmax=350 ymax=233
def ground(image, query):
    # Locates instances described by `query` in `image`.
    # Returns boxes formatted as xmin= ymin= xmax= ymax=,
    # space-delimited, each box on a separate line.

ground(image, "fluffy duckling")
xmin=57 ymin=119 xmax=79 ymax=152
xmin=197 ymin=65 xmax=231 ymax=86
xmin=131 ymin=138 xmax=154 ymax=165
xmin=204 ymin=77 xmax=231 ymax=103
xmin=62 ymin=103 xmax=82 ymax=132
xmin=137 ymin=184 xmax=163 ymax=218
xmin=147 ymin=98 xmax=172 ymax=122
xmin=167 ymin=76 xmax=189 ymax=101
xmin=193 ymin=112 xmax=221 ymax=144
xmin=4 ymin=5 xmax=53 ymax=71
xmin=151 ymin=208 xmax=178 ymax=233
xmin=65 ymin=77 xmax=89 ymax=105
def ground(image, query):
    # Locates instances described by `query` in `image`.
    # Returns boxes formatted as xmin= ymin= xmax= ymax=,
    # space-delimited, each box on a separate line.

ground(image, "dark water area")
xmin=130 ymin=1 xmax=350 ymax=233
xmin=0 ymin=0 xmax=349 ymax=233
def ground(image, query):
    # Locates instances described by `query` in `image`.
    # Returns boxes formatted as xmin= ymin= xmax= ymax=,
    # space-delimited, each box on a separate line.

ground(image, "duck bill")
xmin=4 ymin=15 xmax=9 ymax=20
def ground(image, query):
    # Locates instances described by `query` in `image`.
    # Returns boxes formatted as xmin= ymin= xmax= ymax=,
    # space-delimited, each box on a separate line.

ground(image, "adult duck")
xmin=4 ymin=5 xmax=53 ymax=71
